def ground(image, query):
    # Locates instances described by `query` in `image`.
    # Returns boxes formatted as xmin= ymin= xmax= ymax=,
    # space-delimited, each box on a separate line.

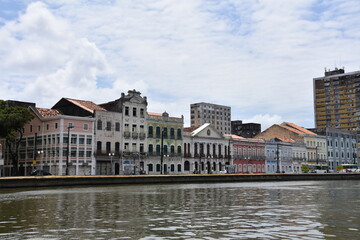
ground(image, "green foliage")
xmin=0 ymin=100 xmax=34 ymax=138
xmin=0 ymin=100 xmax=34 ymax=175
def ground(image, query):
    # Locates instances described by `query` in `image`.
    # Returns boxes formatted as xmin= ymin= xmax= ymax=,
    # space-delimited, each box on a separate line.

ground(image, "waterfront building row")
xmin=1 ymin=89 xmax=359 ymax=176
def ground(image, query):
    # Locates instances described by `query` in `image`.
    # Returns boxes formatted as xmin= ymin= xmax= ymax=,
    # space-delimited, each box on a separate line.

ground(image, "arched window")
xmin=184 ymin=161 xmax=190 ymax=171
xmin=156 ymin=164 xmax=161 ymax=172
xmin=148 ymin=126 xmax=153 ymax=138
xmin=156 ymin=126 xmax=161 ymax=138
xmin=177 ymin=164 xmax=182 ymax=172
xmin=177 ymin=145 xmax=182 ymax=154
xmin=148 ymin=164 xmax=153 ymax=172
xmin=148 ymin=144 xmax=153 ymax=154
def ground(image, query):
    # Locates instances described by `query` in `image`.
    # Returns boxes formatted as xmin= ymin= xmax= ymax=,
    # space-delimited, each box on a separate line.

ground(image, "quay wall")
xmin=1 ymin=173 xmax=360 ymax=188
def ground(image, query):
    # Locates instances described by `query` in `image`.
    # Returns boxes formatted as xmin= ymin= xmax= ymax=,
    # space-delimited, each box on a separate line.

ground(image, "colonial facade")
xmin=231 ymin=135 xmax=266 ymax=173
xmin=183 ymin=124 xmax=231 ymax=174
xmin=100 ymin=90 xmax=148 ymax=174
xmin=310 ymin=128 xmax=358 ymax=171
xmin=8 ymin=106 xmax=96 ymax=176
xmin=146 ymin=112 xmax=184 ymax=174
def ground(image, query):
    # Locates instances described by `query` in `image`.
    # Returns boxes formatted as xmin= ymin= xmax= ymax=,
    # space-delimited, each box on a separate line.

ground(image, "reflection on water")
xmin=0 ymin=180 xmax=359 ymax=239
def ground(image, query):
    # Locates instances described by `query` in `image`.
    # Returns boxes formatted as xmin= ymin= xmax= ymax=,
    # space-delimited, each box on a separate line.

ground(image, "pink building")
xmin=229 ymin=135 xmax=266 ymax=174
xmin=8 ymin=106 xmax=96 ymax=176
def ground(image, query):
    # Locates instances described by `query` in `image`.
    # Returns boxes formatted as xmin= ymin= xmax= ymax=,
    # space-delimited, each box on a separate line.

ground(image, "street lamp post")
xmin=66 ymin=125 xmax=74 ymax=176
xmin=160 ymin=128 xmax=167 ymax=174
xmin=38 ymin=150 xmax=44 ymax=170
xmin=109 ymin=152 xmax=114 ymax=175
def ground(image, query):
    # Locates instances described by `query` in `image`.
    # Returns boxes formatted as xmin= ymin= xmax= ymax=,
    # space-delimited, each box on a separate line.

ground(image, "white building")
xmin=183 ymin=123 xmax=231 ymax=174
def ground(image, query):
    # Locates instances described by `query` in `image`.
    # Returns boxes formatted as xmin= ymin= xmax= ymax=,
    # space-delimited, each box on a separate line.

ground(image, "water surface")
xmin=0 ymin=180 xmax=359 ymax=239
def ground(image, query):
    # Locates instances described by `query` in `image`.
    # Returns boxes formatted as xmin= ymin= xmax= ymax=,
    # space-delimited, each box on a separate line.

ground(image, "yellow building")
xmin=313 ymin=68 xmax=360 ymax=131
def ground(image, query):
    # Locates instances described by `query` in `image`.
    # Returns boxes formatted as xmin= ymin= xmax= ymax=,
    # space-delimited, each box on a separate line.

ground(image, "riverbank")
xmin=1 ymin=173 xmax=360 ymax=188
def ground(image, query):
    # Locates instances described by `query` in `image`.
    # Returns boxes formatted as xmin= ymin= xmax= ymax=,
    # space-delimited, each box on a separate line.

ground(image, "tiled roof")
xmin=36 ymin=108 xmax=62 ymax=118
xmin=147 ymin=112 xmax=162 ymax=116
xmin=224 ymin=134 xmax=244 ymax=139
xmin=282 ymin=122 xmax=316 ymax=135
xmin=276 ymin=137 xmax=296 ymax=143
xmin=65 ymin=98 xmax=106 ymax=113
xmin=278 ymin=124 xmax=306 ymax=136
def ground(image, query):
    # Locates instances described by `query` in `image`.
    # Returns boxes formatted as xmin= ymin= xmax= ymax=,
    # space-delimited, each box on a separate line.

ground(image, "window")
xmin=125 ymin=106 xmax=129 ymax=116
xmin=97 ymin=141 xmax=102 ymax=151
xmin=148 ymin=144 xmax=153 ymax=153
xmin=163 ymin=127 xmax=168 ymax=139
xmin=68 ymin=122 xmax=73 ymax=128
xmin=106 ymin=121 xmax=111 ymax=131
xmin=156 ymin=144 xmax=161 ymax=154
xmin=38 ymin=125 xmax=41 ymax=131
xmin=106 ymin=142 xmax=111 ymax=153
xmin=97 ymin=120 xmax=102 ymax=130
xmin=156 ymin=126 xmax=161 ymax=138
xmin=170 ymin=128 xmax=175 ymax=139
xmin=71 ymin=135 xmax=77 ymax=144
xmin=115 ymin=122 xmax=120 ymax=131
xmin=133 ymin=107 xmax=137 ymax=117
xmin=30 ymin=125 xmax=33 ymax=132
xmin=164 ymin=145 xmax=168 ymax=154
xmin=46 ymin=124 xmax=49 ymax=130
xmin=140 ymin=143 xmax=144 ymax=153
xmin=140 ymin=108 xmax=145 ymax=118
xmin=55 ymin=123 xmax=58 ymax=129
xmin=86 ymin=137 xmax=92 ymax=145
xmin=132 ymin=124 xmax=137 ymax=132
xmin=115 ymin=142 xmax=120 ymax=152
xmin=132 ymin=143 xmax=136 ymax=151
xmin=171 ymin=145 xmax=175 ymax=153
xmin=84 ymin=124 xmax=88 ymax=130
xmin=148 ymin=126 xmax=153 ymax=137
xmin=124 ymin=143 xmax=129 ymax=151
xmin=79 ymin=136 xmax=85 ymax=144
xmin=178 ymin=146 xmax=182 ymax=154
xmin=177 ymin=128 xmax=182 ymax=139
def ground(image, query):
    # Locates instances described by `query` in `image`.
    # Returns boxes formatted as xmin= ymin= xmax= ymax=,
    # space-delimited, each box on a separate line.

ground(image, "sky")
xmin=1 ymin=0 xmax=360 ymax=130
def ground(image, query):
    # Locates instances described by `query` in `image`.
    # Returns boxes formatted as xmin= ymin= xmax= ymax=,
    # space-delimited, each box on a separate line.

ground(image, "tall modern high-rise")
xmin=190 ymin=102 xmax=231 ymax=135
xmin=313 ymin=68 xmax=360 ymax=132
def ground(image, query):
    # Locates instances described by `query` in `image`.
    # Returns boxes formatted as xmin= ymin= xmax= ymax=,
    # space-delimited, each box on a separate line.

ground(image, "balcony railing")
xmin=132 ymin=132 xmax=138 ymax=139
xmin=139 ymin=133 xmax=146 ymax=140
xmin=124 ymin=131 xmax=130 ymax=139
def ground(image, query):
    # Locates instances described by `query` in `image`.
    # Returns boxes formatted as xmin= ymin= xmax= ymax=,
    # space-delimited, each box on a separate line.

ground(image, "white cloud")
xmin=1 ymin=0 xmax=360 ymax=129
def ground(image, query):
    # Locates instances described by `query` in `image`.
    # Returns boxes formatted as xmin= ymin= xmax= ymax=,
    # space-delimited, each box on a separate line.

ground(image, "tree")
xmin=0 ymin=100 xmax=34 ymax=176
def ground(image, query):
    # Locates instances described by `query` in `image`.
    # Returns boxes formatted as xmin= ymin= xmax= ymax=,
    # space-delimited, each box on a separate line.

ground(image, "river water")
xmin=0 ymin=180 xmax=359 ymax=239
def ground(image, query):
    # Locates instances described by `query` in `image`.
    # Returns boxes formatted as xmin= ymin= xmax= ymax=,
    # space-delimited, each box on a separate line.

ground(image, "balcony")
xmin=132 ymin=132 xmax=138 ymax=139
xmin=124 ymin=131 xmax=130 ymax=139
xmin=139 ymin=133 xmax=146 ymax=140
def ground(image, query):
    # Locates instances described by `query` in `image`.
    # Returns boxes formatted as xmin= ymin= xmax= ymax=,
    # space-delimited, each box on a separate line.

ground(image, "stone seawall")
xmin=0 ymin=173 xmax=359 ymax=188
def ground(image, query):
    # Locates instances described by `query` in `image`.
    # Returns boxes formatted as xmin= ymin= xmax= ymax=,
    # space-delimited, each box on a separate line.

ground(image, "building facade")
xmin=146 ymin=112 xmax=184 ymax=174
xmin=100 ymin=90 xmax=148 ymax=175
xmin=313 ymin=68 xmax=360 ymax=131
xmin=232 ymin=136 xmax=266 ymax=174
xmin=190 ymin=102 xmax=231 ymax=135
xmin=3 ymin=106 xmax=96 ymax=176
xmin=310 ymin=128 xmax=358 ymax=171
xmin=183 ymin=124 xmax=231 ymax=174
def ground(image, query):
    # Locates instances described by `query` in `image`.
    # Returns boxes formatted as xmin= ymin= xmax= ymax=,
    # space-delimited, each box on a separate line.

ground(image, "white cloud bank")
xmin=1 ymin=0 xmax=360 ymax=129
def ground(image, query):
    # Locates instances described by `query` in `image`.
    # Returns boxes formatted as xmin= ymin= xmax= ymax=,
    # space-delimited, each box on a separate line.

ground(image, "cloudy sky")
xmin=1 ymin=0 xmax=360 ymax=130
